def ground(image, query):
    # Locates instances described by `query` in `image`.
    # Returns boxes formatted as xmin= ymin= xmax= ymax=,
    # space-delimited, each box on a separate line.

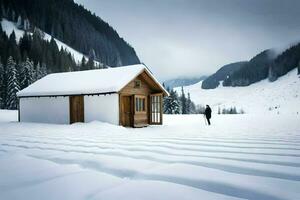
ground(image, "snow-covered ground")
xmin=0 ymin=110 xmax=18 ymax=122
xmin=176 ymin=69 xmax=300 ymax=114
xmin=1 ymin=18 xmax=98 ymax=65
xmin=0 ymin=110 xmax=300 ymax=200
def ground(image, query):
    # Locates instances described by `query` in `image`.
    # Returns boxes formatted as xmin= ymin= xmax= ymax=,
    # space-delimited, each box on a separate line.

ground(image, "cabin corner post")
xmin=160 ymin=94 xmax=163 ymax=125
xmin=118 ymin=93 xmax=121 ymax=126
xmin=18 ymin=97 xmax=20 ymax=122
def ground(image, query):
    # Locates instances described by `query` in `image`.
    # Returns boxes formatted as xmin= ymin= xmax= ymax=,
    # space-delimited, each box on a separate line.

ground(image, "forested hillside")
xmin=0 ymin=0 xmax=141 ymax=109
xmin=201 ymin=61 xmax=246 ymax=89
xmin=0 ymin=0 xmax=140 ymax=67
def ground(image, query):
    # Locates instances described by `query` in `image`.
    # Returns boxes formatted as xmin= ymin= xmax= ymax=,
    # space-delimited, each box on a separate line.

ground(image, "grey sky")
xmin=75 ymin=0 xmax=300 ymax=81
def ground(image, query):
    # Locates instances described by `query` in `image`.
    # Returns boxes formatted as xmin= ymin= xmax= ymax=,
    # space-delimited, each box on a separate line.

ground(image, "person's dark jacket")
xmin=205 ymin=107 xmax=212 ymax=119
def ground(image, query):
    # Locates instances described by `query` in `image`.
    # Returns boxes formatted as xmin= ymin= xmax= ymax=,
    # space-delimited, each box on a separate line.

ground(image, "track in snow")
xmin=0 ymin=114 xmax=300 ymax=200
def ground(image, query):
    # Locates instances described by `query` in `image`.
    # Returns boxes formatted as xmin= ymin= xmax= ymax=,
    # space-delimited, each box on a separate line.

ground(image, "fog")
xmin=75 ymin=0 xmax=300 ymax=81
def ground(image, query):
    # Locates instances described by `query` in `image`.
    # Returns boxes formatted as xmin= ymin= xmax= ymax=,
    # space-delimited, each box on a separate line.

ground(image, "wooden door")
xmin=150 ymin=94 xmax=162 ymax=124
xmin=69 ymin=96 xmax=84 ymax=124
xmin=121 ymin=96 xmax=132 ymax=127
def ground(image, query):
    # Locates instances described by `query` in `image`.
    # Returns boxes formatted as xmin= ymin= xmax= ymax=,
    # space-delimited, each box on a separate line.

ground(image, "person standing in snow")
xmin=204 ymin=105 xmax=212 ymax=125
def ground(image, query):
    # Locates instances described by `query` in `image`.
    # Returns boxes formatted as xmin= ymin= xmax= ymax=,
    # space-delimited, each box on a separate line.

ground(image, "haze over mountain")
xmin=75 ymin=0 xmax=300 ymax=81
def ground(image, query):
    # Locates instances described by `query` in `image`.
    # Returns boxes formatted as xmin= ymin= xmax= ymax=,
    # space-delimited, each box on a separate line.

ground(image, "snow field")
xmin=0 ymin=112 xmax=300 ymax=199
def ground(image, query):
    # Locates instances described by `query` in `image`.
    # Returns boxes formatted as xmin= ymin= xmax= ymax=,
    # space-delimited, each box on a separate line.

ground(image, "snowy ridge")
xmin=0 ymin=112 xmax=300 ymax=199
xmin=1 ymin=18 xmax=97 ymax=65
xmin=176 ymin=69 xmax=300 ymax=114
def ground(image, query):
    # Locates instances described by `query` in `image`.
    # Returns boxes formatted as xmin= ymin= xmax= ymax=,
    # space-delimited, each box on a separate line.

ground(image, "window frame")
xmin=135 ymin=95 xmax=147 ymax=113
xmin=134 ymin=80 xmax=142 ymax=88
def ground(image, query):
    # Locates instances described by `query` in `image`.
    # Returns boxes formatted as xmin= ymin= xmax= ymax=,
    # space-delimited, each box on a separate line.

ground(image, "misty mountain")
xmin=222 ymin=49 xmax=275 ymax=87
xmin=164 ymin=76 xmax=207 ymax=89
xmin=201 ymin=61 xmax=247 ymax=89
xmin=202 ymin=42 xmax=300 ymax=89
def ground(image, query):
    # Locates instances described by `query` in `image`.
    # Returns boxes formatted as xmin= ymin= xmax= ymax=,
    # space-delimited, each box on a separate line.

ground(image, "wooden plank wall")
xmin=119 ymin=72 xmax=162 ymax=127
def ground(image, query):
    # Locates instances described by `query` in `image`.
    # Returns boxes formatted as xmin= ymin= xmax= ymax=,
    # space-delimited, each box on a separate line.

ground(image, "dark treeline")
xmin=217 ymin=106 xmax=244 ymax=114
xmin=223 ymin=50 xmax=275 ymax=86
xmin=0 ymin=0 xmax=140 ymax=67
xmin=203 ymin=42 xmax=300 ymax=89
xmin=223 ymin=44 xmax=300 ymax=86
xmin=0 ymin=23 xmax=80 ymax=109
xmin=201 ymin=61 xmax=246 ymax=89
xmin=163 ymin=86 xmax=205 ymax=114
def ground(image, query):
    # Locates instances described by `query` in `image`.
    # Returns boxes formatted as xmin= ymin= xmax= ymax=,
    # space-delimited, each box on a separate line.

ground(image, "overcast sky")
xmin=75 ymin=0 xmax=300 ymax=81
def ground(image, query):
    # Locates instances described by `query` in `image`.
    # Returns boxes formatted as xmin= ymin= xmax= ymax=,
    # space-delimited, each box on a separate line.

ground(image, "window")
xmin=150 ymin=94 xmax=162 ymax=124
xmin=135 ymin=96 xmax=146 ymax=112
xmin=134 ymin=80 xmax=141 ymax=88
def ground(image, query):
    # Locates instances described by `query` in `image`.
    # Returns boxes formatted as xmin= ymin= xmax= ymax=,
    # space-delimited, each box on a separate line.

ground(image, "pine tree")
xmin=169 ymin=90 xmax=180 ymax=114
xmin=40 ymin=63 xmax=48 ymax=78
xmin=17 ymin=15 xmax=22 ymax=28
xmin=35 ymin=62 xmax=47 ymax=80
xmin=298 ymin=61 xmax=300 ymax=75
xmin=23 ymin=18 xmax=30 ymax=31
xmin=186 ymin=93 xmax=192 ymax=114
xmin=80 ymin=56 xmax=86 ymax=71
xmin=20 ymin=58 xmax=34 ymax=89
xmin=163 ymin=89 xmax=180 ymax=114
xmin=268 ymin=64 xmax=277 ymax=82
xmin=6 ymin=56 xmax=20 ymax=110
xmin=180 ymin=87 xmax=187 ymax=114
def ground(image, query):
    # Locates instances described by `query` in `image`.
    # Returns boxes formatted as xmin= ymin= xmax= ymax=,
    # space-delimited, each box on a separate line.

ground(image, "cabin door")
xmin=69 ymin=96 xmax=84 ymax=124
xmin=150 ymin=94 xmax=162 ymax=124
xmin=121 ymin=96 xmax=133 ymax=127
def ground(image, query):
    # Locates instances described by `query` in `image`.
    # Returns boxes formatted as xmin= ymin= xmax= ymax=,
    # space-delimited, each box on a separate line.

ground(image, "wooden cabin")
xmin=17 ymin=64 xmax=169 ymax=127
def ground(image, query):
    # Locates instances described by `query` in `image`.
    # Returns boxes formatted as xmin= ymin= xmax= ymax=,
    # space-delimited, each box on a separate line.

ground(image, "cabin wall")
xmin=84 ymin=93 xmax=119 ymax=125
xmin=19 ymin=97 xmax=69 ymax=124
xmin=120 ymin=73 xmax=154 ymax=126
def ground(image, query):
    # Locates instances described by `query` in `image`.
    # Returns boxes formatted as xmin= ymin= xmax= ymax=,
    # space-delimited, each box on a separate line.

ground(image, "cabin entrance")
xmin=121 ymin=96 xmax=133 ymax=127
xmin=150 ymin=94 xmax=162 ymax=124
xmin=69 ymin=95 xmax=84 ymax=124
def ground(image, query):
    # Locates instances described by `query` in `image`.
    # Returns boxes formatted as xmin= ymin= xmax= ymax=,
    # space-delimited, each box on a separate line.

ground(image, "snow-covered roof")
xmin=17 ymin=64 xmax=168 ymax=97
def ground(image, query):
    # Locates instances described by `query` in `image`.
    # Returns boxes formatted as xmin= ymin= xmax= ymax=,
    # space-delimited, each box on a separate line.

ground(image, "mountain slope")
xmin=164 ymin=76 xmax=207 ymax=89
xmin=201 ymin=62 xmax=247 ymax=89
xmin=223 ymin=50 xmax=276 ymax=87
xmin=0 ymin=0 xmax=140 ymax=67
xmin=1 ymin=18 xmax=95 ymax=64
xmin=177 ymin=69 xmax=300 ymax=114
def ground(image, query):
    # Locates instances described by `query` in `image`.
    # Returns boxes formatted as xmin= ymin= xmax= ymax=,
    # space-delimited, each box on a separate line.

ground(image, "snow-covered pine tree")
xmin=186 ymin=93 xmax=192 ymax=114
xmin=34 ymin=62 xmax=41 ymax=80
xmin=166 ymin=89 xmax=180 ymax=114
xmin=6 ymin=56 xmax=20 ymax=110
xmin=20 ymin=58 xmax=34 ymax=89
xmin=87 ymin=48 xmax=96 ymax=70
xmin=40 ymin=63 xmax=48 ymax=78
xmin=180 ymin=87 xmax=187 ymax=114
xmin=23 ymin=18 xmax=30 ymax=31
xmin=17 ymin=15 xmax=22 ymax=28
xmin=163 ymin=87 xmax=171 ymax=114
xmin=35 ymin=62 xmax=47 ymax=80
